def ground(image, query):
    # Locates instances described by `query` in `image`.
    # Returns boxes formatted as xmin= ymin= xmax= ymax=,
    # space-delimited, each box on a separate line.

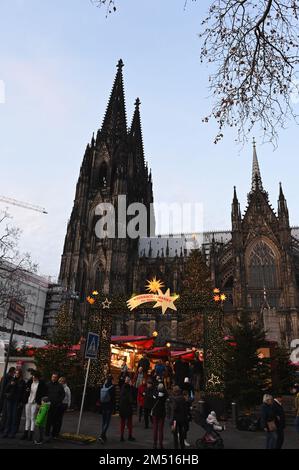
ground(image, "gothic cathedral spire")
xmin=100 ymin=59 xmax=127 ymax=140
xmin=251 ymin=138 xmax=264 ymax=193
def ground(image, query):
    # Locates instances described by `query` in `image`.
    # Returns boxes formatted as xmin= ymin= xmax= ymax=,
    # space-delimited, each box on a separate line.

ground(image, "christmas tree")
xmin=34 ymin=303 xmax=84 ymax=404
xmin=224 ymin=312 xmax=271 ymax=409
xmin=178 ymin=249 xmax=212 ymax=344
xmin=51 ymin=302 xmax=77 ymax=346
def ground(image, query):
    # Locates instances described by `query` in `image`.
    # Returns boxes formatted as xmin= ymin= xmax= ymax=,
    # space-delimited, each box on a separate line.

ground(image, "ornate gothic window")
xmin=248 ymin=240 xmax=279 ymax=289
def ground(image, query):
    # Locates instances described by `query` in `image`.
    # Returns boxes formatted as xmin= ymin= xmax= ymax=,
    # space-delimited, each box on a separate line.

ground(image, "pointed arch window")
xmin=248 ymin=240 xmax=279 ymax=289
xmin=95 ymin=267 xmax=104 ymax=292
xmin=99 ymin=162 xmax=108 ymax=187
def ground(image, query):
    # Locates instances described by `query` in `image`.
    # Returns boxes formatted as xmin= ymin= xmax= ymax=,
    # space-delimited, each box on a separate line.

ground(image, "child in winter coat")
xmin=206 ymin=411 xmax=225 ymax=432
xmin=34 ymin=397 xmax=51 ymax=444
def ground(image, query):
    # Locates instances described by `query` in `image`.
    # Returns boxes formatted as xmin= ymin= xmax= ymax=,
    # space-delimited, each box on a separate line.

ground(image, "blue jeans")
xmin=295 ymin=416 xmax=299 ymax=434
xmin=101 ymin=407 xmax=112 ymax=437
xmin=266 ymin=431 xmax=277 ymax=449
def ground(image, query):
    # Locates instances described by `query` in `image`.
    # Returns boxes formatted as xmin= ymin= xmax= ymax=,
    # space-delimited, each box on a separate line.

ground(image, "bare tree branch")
xmin=91 ymin=0 xmax=299 ymax=145
xmin=200 ymin=0 xmax=299 ymax=145
xmin=0 ymin=210 xmax=38 ymax=312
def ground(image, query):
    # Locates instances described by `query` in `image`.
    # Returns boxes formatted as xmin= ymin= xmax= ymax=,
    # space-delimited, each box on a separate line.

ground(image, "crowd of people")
xmin=0 ymin=354 xmax=298 ymax=449
xmin=260 ymin=386 xmax=299 ymax=450
xmin=0 ymin=367 xmax=71 ymax=444
xmin=97 ymin=353 xmax=203 ymax=449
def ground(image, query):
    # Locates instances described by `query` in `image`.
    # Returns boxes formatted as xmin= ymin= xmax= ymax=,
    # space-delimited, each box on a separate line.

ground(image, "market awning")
xmin=111 ymin=336 xmax=154 ymax=350
xmin=171 ymin=350 xmax=196 ymax=361
xmin=145 ymin=347 xmax=169 ymax=359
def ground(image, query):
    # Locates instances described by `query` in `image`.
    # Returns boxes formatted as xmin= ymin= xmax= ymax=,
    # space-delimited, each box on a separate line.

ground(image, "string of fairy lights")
xmin=84 ymin=281 xmax=226 ymax=397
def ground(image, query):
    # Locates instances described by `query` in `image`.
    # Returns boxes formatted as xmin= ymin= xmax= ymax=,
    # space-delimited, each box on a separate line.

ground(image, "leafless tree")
xmin=200 ymin=0 xmax=299 ymax=145
xmin=0 ymin=210 xmax=37 ymax=311
xmin=91 ymin=0 xmax=299 ymax=146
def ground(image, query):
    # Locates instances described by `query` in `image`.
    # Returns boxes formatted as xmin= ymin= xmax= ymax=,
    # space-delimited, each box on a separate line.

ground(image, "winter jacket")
xmin=206 ymin=412 xmax=223 ymax=431
xmin=144 ymin=386 xmax=155 ymax=410
xmin=155 ymin=364 xmax=166 ymax=378
xmin=273 ymin=399 xmax=285 ymax=429
xmin=46 ymin=381 xmax=65 ymax=406
xmin=98 ymin=382 xmax=116 ymax=411
xmin=151 ymin=389 xmax=168 ymax=419
xmin=260 ymin=403 xmax=277 ymax=430
xmin=181 ymin=382 xmax=194 ymax=400
xmin=170 ymin=395 xmax=190 ymax=425
xmin=137 ymin=384 xmax=146 ymax=407
xmin=119 ymin=384 xmax=134 ymax=418
xmin=134 ymin=372 xmax=144 ymax=388
xmin=23 ymin=379 xmax=47 ymax=406
xmin=4 ymin=380 xmax=18 ymax=401
xmin=137 ymin=357 xmax=150 ymax=373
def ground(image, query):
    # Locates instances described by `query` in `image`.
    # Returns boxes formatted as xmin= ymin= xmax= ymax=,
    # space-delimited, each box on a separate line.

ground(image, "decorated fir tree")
xmin=224 ymin=312 xmax=271 ymax=409
xmin=51 ymin=302 xmax=77 ymax=346
xmin=178 ymin=249 xmax=212 ymax=344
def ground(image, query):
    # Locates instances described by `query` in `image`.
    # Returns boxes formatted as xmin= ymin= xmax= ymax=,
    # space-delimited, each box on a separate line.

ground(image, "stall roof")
xmin=111 ymin=336 xmax=154 ymax=350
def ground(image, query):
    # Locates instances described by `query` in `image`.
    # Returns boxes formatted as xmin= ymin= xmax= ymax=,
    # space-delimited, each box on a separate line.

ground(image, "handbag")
xmin=267 ymin=420 xmax=277 ymax=432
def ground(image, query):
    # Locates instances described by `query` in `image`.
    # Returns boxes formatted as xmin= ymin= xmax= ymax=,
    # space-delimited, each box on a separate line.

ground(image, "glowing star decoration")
xmin=220 ymin=294 xmax=227 ymax=302
xmin=146 ymin=277 xmax=165 ymax=293
xmin=102 ymin=298 xmax=111 ymax=309
xmin=213 ymin=288 xmax=220 ymax=294
xmin=207 ymin=374 xmax=221 ymax=387
xmin=92 ymin=290 xmax=99 ymax=296
xmin=86 ymin=296 xmax=96 ymax=305
xmin=127 ymin=288 xmax=179 ymax=315
xmin=213 ymin=295 xmax=220 ymax=302
xmin=153 ymin=288 xmax=179 ymax=315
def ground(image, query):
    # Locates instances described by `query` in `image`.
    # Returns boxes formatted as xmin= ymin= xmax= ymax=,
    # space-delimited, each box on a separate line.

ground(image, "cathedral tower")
xmin=59 ymin=60 xmax=154 ymax=331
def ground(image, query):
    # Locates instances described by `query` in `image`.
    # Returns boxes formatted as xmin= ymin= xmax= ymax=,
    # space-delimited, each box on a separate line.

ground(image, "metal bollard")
xmin=199 ymin=400 xmax=205 ymax=415
xmin=231 ymin=402 xmax=238 ymax=427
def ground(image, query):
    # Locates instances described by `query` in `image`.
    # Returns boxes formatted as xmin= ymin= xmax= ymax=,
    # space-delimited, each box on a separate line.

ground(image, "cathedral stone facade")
xmin=58 ymin=61 xmax=299 ymax=348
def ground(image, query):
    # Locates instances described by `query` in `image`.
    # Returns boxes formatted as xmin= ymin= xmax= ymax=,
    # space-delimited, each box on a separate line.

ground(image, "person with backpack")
xmin=98 ymin=375 xmax=115 ymax=444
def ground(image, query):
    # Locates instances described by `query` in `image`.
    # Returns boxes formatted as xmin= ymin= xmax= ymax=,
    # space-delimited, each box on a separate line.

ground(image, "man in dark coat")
xmin=0 ymin=367 xmax=15 ymax=432
xmin=1 ymin=369 xmax=25 ymax=438
xmin=45 ymin=372 xmax=65 ymax=439
xmin=119 ymin=377 xmax=135 ymax=442
xmin=174 ymin=357 xmax=188 ymax=388
xmin=273 ymin=395 xmax=285 ymax=449
xmin=169 ymin=386 xmax=190 ymax=449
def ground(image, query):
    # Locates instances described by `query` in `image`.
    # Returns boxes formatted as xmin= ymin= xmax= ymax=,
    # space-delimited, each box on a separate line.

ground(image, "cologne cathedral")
xmin=58 ymin=61 xmax=299 ymax=348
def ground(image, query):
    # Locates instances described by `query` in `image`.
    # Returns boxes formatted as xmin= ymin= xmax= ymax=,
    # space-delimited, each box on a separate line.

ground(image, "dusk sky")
xmin=1 ymin=0 xmax=299 ymax=278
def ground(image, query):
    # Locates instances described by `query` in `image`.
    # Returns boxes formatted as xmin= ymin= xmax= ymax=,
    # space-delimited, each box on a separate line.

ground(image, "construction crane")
xmin=0 ymin=195 xmax=48 ymax=214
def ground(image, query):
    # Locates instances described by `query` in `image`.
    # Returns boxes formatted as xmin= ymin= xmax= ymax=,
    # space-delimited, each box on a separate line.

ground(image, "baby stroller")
xmin=192 ymin=407 xmax=224 ymax=449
